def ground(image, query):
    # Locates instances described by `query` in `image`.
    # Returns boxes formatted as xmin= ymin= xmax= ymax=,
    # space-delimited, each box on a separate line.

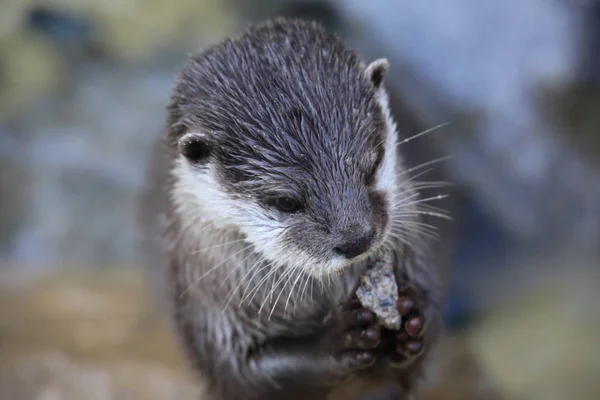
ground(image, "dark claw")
xmin=396 ymin=296 xmax=415 ymax=315
xmin=355 ymin=308 xmax=375 ymax=325
xmin=361 ymin=326 xmax=381 ymax=343
xmin=334 ymin=307 xmax=375 ymax=333
xmin=405 ymin=340 xmax=424 ymax=355
xmin=395 ymin=334 xmax=425 ymax=357
xmin=404 ymin=315 xmax=424 ymax=337
xmin=341 ymin=326 xmax=381 ymax=350
xmin=339 ymin=350 xmax=376 ymax=368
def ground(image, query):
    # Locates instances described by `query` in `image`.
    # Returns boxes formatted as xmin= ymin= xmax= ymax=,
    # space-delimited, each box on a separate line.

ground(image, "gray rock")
xmin=356 ymin=251 xmax=401 ymax=330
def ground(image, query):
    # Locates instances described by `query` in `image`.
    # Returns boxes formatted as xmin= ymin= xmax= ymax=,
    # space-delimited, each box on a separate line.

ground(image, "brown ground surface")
xmin=0 ymin=267 xmax=597 ymax=399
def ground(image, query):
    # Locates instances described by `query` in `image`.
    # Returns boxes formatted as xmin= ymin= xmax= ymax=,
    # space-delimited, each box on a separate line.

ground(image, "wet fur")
xmin=138 ymin=18 xmax=457 ymax=400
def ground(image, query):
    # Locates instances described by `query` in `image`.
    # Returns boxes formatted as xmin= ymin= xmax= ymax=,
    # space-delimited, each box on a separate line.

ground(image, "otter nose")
xmin=334 ymin=229 xmax=375 ymax=259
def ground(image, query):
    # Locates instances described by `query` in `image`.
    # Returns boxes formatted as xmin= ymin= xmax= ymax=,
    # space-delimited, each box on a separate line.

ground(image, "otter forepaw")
xmin=390 ymin=284 xmax=426 ymax=366
xmin=328 ymin=296 xmax=382 ymax=369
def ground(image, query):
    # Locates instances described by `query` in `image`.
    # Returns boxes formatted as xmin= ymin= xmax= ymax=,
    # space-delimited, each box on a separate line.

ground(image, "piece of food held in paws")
xmin=355 ymin=251 xmax=402 ymax=331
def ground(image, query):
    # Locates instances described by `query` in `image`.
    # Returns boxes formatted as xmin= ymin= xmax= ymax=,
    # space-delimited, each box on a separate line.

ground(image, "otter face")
xmin=172 ymin=57 xmax=399 ymax=279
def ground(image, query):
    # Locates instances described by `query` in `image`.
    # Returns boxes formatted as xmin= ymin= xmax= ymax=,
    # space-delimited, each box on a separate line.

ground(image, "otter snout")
xmin=334 ymin=225 xmax=376 ymax=259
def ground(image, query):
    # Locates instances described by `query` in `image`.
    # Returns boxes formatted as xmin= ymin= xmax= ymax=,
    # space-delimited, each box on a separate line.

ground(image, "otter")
xmin=138 ymin=18 xmax=457 ymax=400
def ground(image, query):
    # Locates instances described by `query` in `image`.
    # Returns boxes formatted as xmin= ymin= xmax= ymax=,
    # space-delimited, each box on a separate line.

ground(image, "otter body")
xmin=139 ymin=18 xmax=457 ymax=400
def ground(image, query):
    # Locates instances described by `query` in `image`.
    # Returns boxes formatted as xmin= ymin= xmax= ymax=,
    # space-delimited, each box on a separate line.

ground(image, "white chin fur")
xmin=171 ymin=158 xmax=324 ymax=274
xmin=172 ymin=157 xmax=285 ymax=250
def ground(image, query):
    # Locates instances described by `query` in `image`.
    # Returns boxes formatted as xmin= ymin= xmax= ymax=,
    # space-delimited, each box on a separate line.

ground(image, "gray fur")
xmin=138 ymin=17 xmax=457 ymax=400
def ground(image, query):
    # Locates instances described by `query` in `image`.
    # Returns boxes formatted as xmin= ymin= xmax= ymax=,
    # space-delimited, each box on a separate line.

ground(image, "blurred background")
xmin=0 ymin=0 xmax=598 ymax=399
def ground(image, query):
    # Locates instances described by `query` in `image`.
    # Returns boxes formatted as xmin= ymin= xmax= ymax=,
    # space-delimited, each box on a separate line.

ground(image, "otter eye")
xmin=178 ymin=132 xmax=212 ymax=164
xmin=271 ymin=197 xmax=303 ymax=213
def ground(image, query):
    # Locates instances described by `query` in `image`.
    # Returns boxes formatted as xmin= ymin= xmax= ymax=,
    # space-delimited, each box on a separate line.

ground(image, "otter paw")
xmin=390 ymin=284 xmax=426 ymax=366
xmin=329 ymin=297 xmax=382 ymax=369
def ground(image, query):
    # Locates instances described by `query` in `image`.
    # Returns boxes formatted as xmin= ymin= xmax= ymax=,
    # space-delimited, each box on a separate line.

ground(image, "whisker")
xmin=299 ymin=272 xmax=312 ymax=306
xmin=186 ymin=238 xmax=247 ymax=256
xmin=383 ymin=239 xmax=405 ymax=260
xmin=271 ymin=268 xmax=299 ymax=319
xmin=284 ymin=268 xmax=305 ymax=318
xmin=390 ymin=218 xmax=435 ymax=236
xmin=391 ymin=216 xmax=441 ymax=231
xmin=390 ymin=227 xmax=439 ymax=242
xmin=384 ymin=232 xmax=416 ymax=253
xmin=390 ymin=224 xmax=439 ymax=240
xmin=219 ymin=249 xmax=255 ymax=289
xmin=264 ymin=266 xmax=296 ymax=318
xmin=386 ymin=232 xmax=429 ymax=255
xmin=392 ymin=194 xmax=449 ymax=209
xmin=292 ymin=271 xmax=311 ymax=317
xmin=221 ymin=254 xmax=266 ymax=310
xmin=198 ymin=220 xmax=217 ymax=232
xmin=398 ymin=155 xmax=454 ymax=178
xmin=418 ymin=203 xmax=450 ymax=215
xmin=389 ymin=221 xmax=438 ymax=247
xmin=397 ymin=123 xmax=449 ymax=147
xmin=238 ymin=264 xmax=269 ymax=305
xmin=409 ymin=182 xmax=453 ymax=191
xmin=403 ymin=167 xmax=435 ymax=182
xmin=241 ymin=260 xmax=277 ymax=305
xmin=180 ymin=244 xmax=253 ymax=298
xmin=393 ymin=209 xmax=454 ymax=221
xmin=389 ymin=185 xmax=449 ymax=206
xmin=256 ymin=265 xmax=284 ymax=314
xmin=258 ymin=259 xmax=293 ymax=314
xmin=389 ymin=190 xmax=421 ymax=203
xmin=389 ymin=225 xmax=432 ymax=243
xmin=390 ymin=180 xmax=452 ymax=201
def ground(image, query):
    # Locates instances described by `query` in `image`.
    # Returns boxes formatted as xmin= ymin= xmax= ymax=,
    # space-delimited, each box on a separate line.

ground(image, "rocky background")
xmin=0 ymin=0 xmax=599 ymax=399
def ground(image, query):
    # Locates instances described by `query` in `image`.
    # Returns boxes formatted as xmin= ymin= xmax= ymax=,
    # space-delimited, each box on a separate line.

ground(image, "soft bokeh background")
xmin=0 ymin=0 xmax=598 ymax=399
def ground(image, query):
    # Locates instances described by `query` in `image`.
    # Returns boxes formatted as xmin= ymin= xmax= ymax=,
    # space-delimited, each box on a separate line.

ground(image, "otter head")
xmin=170 ymin=20 xmax=400 ymax=279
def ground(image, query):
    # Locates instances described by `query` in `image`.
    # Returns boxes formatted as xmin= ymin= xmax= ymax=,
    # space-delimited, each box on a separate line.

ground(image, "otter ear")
xmin=365 ymin=58 xmax=389 ymax=89
xmin=178 ymin=132 xmax=212 ymax=164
